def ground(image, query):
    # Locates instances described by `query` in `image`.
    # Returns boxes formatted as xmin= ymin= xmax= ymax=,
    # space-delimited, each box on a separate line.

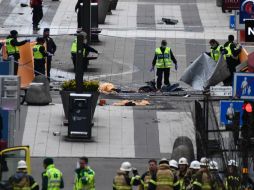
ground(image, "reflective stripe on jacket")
xmin=6 ymin=38 xmax=19 ymax=54
xmin=44 ymin=164 xmax=62 ymax=190
xmin=113 ymin=173 xmax=132 ymax=190
xmin=155 ymin=47 xmax=172 ymax=68
xmin=73 ymin=167 xmax=95 ymax=190
xmin=224 ymin=43 xmax=239 ymax=60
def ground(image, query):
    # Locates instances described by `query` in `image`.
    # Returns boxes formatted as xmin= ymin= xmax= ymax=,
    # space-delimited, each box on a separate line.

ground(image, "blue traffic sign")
xmin=230 ymin=14 xmax=235 ymax=29
xmin=220 ymin=100 xmax=244 ymax=126
xmin=233 ymin=73 xmax=254 ymax=99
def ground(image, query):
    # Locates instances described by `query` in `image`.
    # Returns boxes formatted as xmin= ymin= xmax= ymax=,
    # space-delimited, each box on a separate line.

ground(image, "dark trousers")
xmin=34 ymin=59 xmax=45 ymax=76
xmin=8 ymin=53 xmax=19 ymax=75
xmin=223 ymin=57 xmax=240 ymax=86
xmin=71 ymin=53 xmax=88 ymax=72
xmin=47 ymin=56 xmax=52 ymax=81
xmin=156 ymin=68 xmax=170 ymax=89
xmin=32 ymin=6 xmax=43 ymax=28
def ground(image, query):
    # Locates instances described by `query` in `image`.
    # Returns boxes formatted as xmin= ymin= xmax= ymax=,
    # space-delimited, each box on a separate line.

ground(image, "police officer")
xmin=9 ymin=160 xmax=39 ymax=190
xmin=151 ymin=40 xmax=177 ymax=90
xmin=224 ymin=160 xmax=241 ymax=190
xmin=73 ymin=157 xmax=95 ymax=190
xmin=71 ymin=31 xmax=98 ymax=71
xmin=6 ymin=30 xmax=29 ymax=75
xmin=223 ymin=35 xmax=242 ymax=85
xmin=42 ymin=157 xmax=64 ymax=190
xmin=113 ymin=161 xmax=141 ymax=190
xmin=207 ymin=39 xmax=225 ymax=62
xmin=138 ymin=159 xmax=157 ymax=190
xmin=33 ymin=37 xmax=47 ymax=76
xmin=148 ymin=158 xmax=179 ymax=190
xmin=43 ymin=28 xmax=56 ymax=81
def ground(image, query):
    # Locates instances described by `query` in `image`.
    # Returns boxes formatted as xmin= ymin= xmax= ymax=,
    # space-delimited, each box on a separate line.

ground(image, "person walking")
xmin=113 ymin=161 xmax=141 ymax=190
xmin=30 ymin=0 xmax=43 ymax=31
xmin=138 ymin=159 xmax=157 ymax=190
xmin=73 ymin=157 xmax=95 ymax=190
xmin=223 ymin=35 xmax=242 ymax=85
xmin=71 ymin=31 xmax=98 ymax=71
xmin=9 ymin=160 xmax=39 ymax=190
xmin=43 ymin=28 xmax=56 ymax=81
xmin=151 ymin=40 xmax=178 ymax=90
xmin=33 ymin=37 xmax=47 ymax=76
xmin=42 ymin=157 xmax=64 ymax=190
xmin=6 ymin=30 xmax=29 ymax=75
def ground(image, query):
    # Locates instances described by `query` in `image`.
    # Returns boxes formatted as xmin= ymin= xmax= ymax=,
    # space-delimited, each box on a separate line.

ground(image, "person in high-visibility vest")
xmin=206 ymin=39 xmax=225 ymax=62
xmin=224 ymin=160 xmax=241 ymax=190
xmin=33 ymin=37 xmax=47 ymax=76
xmin=70 ymin=31 xmax=98 ymax=71
xmin=138 ymin=159 xmax=157 ymax=190
xmin=223 ymin=35 xmax=242 ymax=85
xmin=9 ymin=160 xmax=39 ymax=190
xmin=42 ymin=157 xmax=64 ymax=190
xmin=73 ymin=157 xmax=95 ymax=190
xmin=113 ymin=161 xmax=141 ymax=190
xmin=151 ymin=40 xmax=178 ymax=90
xmin=6 ymin=30 xmax=29 ymax=75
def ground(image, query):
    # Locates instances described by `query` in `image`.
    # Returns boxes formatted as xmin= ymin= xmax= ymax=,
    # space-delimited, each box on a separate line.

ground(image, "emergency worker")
xmin=224 ymin=160 xmax=241 ymax=190
xmin=71 ymin=31 xmax=98 ymax=71
xmin=192 ymin=158 xmax=214 ymax=190
xmin=223 ymin=35 xmax=242 ymax=85
xmin=169 ymin=160 xmax=178 ymax=175
xmin=73 ymin=157 xmax=95 ymax=190
xmin=176 ymin=157 xmax=191 ymax=190
xmin=148 ymin=158 xmax=180 ymax=190
xmin=151 ymin=40 xmax=178 ymax=89
xmin=33 ymin=37 xmax=47 ymax=76
xmin=186 ymin=160 xmax=200 ymax=190
xmin=209 ymin=161 xmax=225 ymax=190
xmin=6 ymin=30 xmax=29 ymax=75
xmin=207 ymin=39 xmax=225 ymax=62
xmin=9 ymin=160 xmax=39 ymax=190
xmin=113 ymin=161 xmax=141 ymax=190
xmin=42 ymin=157 xmax=64 ymax=190
xmin=138 ymin=159 xmax=157 ymax=190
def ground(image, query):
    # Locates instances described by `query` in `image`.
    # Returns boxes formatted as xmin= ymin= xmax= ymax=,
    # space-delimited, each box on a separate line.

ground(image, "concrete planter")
xmin=60 ymin=90 xmax=99 ymax=120
xmin=111 ymin=0 xmax=118 ymax=10
xmin=98 ymin=0 xmax=110 ymax=24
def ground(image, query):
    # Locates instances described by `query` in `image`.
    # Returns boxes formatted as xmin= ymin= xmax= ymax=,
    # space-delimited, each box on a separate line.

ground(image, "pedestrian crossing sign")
xmin=233 ymin=72 xmax=254 ymax=99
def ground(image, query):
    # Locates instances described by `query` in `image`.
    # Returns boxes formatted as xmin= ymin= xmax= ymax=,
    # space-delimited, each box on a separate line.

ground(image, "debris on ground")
xmin=113 ymin=100 xmax=150 ymax=106
xmin=98 ymin=99 xmax=106 ymax=106
xmin=162 ymin=18 xmax=178 ymax=25
xmin=138 ymin=80 xmax=156 ymax=93
xmin=99 ymin=82 xmax=118 ymax=94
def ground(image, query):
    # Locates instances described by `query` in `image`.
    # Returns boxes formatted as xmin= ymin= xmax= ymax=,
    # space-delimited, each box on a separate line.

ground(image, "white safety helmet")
xmin=159 ymin=157 xmax=169 ymax=165
xmin=200 ymin=157 xmax=209 ymax=166
xmin=190 ymin=160 xmax=201 ymax=170
xmin=169 ymin=160 xmax=178 ymax=169
xmin=209 ymin=161 xmax=218 ymax=170
xmin=17 ymin=160 xmax=28 ymax=169
xmin=120 ymin=161 xmax=132 ymax=171
xmin=178 ymin=157 xmax=188 ymax=165
xmin=228 ymin=160 xmax=238 ymax=167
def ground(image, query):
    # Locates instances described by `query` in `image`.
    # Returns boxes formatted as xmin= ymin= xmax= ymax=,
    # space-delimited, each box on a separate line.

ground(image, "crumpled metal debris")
xmin=113 ymin=100 xmax=150 ymax=106
xmin=180 ymin=53 xmax=230 ymax=90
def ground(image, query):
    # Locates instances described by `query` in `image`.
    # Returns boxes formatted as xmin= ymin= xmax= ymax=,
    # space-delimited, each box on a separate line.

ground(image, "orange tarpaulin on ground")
xmin=18 ymin=42 xmax=36 ymax=88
